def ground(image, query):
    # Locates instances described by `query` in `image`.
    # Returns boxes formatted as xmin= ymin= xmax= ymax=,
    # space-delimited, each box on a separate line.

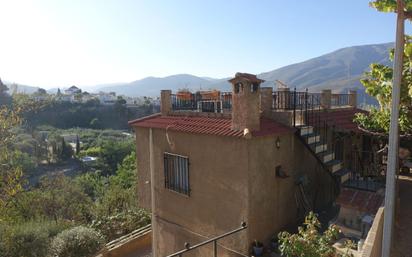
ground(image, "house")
xmin=130 ymin=73 xmax=382 ymax=257
xmin=64 ymin=85 xmax=82 ymax=95
xmin=97 ymin=91 xmax=117 ymax=105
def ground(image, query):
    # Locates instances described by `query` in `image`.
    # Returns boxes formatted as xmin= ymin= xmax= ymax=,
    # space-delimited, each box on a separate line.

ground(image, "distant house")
xmin=64 ymin=85 xmax=81 ymax=95
xmin=97 ymin=91 xmax=117 ymax=105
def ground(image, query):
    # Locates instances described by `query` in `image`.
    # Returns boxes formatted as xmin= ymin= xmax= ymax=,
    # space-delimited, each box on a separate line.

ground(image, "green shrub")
xmin=49 ymin=226 xmax=105 ymax=257
xmin=0 ymin=220 xmax=70 ymax=257
xmin=91 ymin=209 xmax=151 ymax=241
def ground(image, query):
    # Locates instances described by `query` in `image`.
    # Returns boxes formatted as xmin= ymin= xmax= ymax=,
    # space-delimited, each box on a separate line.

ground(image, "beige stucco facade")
xmin=134 ymin=125 xmax=335 ymax=257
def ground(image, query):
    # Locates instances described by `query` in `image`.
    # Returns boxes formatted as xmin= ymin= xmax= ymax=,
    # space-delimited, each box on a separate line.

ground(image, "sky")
xmin=0 ymin=0 xmax=411 ymax=89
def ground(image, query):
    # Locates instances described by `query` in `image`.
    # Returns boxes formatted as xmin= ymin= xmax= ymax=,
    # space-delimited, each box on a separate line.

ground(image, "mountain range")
xmin=5 ymin=42 xmax=393 ymax=105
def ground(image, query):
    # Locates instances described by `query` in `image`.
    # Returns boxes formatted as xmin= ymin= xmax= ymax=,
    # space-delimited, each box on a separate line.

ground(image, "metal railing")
xmin=344 ymin=150 xmax=385 ymax=191
xmin=171 ymin=92 xmax=232 ymax=112
xmin=331 ymin=94 xmax=350 ymax=107
xmin=272 ymin=89 xmax=321 ymax=111
xmin=165 ymin=222 xmax=247 ymax=257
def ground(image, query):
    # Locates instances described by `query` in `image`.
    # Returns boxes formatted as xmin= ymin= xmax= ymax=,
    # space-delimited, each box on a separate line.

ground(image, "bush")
xmin=0 ymin=220 xmax=70 ymax=257
xmin=91 ymin=209 xmax=151 ymax=241
xmin=49 ymin=226 xmax=105 ymax=257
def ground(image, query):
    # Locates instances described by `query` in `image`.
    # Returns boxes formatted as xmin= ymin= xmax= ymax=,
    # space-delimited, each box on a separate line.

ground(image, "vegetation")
xmin=12 ymin=94 xmax=157 ymax=130
xmin=0 ymin=94 xmax=151 ymax=257
xmin=49 ymin=226 xmax=105 ymax=257
xmin=370 ymin=0 xmax=412 ymax=12
xmin=278 ymin=212 xmax=354 ymax=257
xmin=0 ymin=106 xmax=24 ymax=210
xmin=354 ymin=1 xmax=412 ymax=136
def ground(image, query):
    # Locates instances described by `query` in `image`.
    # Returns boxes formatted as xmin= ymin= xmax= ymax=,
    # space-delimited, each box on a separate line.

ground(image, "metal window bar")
xmin=171 ymin=93 xmax=198 ymax=111
xmin=165 ymin=222 xmax=247 ymax=257
xmin=164 ymin=153 xmax=190 ymax=195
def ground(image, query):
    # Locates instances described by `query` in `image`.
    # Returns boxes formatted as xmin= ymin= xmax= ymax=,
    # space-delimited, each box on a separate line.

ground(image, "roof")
xmin=336 ymin=187 xmax=384 ymax=214
xmin=129 ymin=114 xmax=293 ymax=138
xmin=228 ymin=72 xmax=265 ymax=84
xmin=311 ymin=108 xmax=368 ymax=133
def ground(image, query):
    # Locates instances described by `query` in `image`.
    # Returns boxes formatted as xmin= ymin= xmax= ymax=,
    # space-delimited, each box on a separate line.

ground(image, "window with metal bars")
xmin=163 ymin=152 xmax=190 ymax=195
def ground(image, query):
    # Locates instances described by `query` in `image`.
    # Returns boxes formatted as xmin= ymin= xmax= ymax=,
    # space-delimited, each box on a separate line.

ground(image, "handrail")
xmin=165 ymin=222 xmax=247 ymax=257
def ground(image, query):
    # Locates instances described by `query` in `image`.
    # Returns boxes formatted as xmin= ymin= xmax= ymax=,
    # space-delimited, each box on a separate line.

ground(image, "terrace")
xmin=166 ymin=88 xmax=356 ymax=119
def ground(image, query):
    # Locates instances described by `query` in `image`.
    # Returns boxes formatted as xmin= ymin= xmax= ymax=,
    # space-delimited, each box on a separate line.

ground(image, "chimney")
xmin=229 ymin=73 xmax=264 ymax=131
xmin=160 ymin=90 xmax=172 ymax=115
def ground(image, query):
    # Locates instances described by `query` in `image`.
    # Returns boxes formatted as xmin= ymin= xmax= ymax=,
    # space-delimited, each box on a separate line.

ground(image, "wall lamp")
xmin=275 ymin=137 xmax=281 ymax=149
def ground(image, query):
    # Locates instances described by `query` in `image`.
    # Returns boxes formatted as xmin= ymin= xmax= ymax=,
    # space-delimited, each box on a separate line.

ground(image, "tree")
xmin=35 ymin=88 xmax=47 ymax=95
xmin=0 ymin=78 xmax=11 ymax=106
xmin=354 ymin=36 xmax=412 ymax=136
xmin=60 ymin=137 xmax=73 ymax=160
xmin=369 ymin=0 xmax=412 ymax=12
xmin=9 ymin=175 xmax=93 ymax=223
xmin=76 ymin=135 xmax=81 ymax=155
xmin=0 ymin=106 xmax=24 ymax=210
xmin=0 ymin=78 xmax=8 ymax=96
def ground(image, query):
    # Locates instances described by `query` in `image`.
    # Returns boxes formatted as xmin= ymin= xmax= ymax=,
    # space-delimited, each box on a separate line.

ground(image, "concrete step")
xmin=318 ymin=151 xmax=335 ymax=163
xmin=304 ymin=133 xmax=321 ymax=145
xmin=299 ymin=126 xmax=313 ymax=136
xmin=334 ymin=168 xmax=351 ymax=184
xmin=310 ymin=142 xmax=328 ymax=154
xmin=326 ymin=159 xmax=342 ymax=173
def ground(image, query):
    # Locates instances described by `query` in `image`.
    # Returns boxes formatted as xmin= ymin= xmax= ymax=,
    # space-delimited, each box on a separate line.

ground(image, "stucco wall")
xmin=135 ymin=127 xmax=151 ymax=211
xmin=246 ymin=133 xmax=334 ymax=245
xmin=134 ymin=126 xmax=336 ymax=257
xmin=135 ymin=127 xmax=250 ymax=257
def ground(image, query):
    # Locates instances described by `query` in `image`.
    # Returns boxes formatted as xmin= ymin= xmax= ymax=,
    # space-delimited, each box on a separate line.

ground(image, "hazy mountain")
xmin=99 ymin=74 xmax=221 ymax=96
xmin=3 ymin=82 xmax=40 ymax=94
xmin=4 ymin=42 xmax=394 ymax=105
xmin=96 ymin=42 xmax=393 ymax=105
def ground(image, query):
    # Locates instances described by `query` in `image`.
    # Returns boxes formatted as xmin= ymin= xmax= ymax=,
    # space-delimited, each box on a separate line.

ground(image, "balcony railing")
xmin=344 ymin=150 xmax=385 ymax=192
xmin=331 ymin=93 xmax=350 ymax=107
xmin=272 ymin=90 xmax=321 ymax=110
xmin=169 ymin=89 xmax=353 ymax=114
xmin=171 ymin=92 xmax=232 ymax=113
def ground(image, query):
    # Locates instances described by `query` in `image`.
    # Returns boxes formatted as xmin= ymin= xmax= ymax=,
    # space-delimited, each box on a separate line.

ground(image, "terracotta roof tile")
xmin=129 ymin=114 xmax=293 ymax=138
xmin=336 ymin=188 xmax=384 ymax=214
xmin=310 ymin=108 xmax=368 ymax=133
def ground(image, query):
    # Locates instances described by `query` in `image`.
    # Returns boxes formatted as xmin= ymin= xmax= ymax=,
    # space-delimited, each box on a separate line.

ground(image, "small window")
xmin=234 ymin=82 xmax=243 ymax=94
xmin=164 ymin=152 xmax=190 ymax=195
xmin=251 ymin=83 xmax=259 ymax=93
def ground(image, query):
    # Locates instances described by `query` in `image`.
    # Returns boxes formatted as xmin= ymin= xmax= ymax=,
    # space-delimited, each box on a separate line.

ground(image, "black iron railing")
xmin=171 ymin=92 xmax=232 ymax=112
xmin=344 ymin=150 xmax=385 ymax=191
xmin=272 ymin=89 xmax=321 ymax=111
xmin=165 ymin=222 xmax=247 ymax=257
xmin=331 ymin=94 xmax=350 ymax=107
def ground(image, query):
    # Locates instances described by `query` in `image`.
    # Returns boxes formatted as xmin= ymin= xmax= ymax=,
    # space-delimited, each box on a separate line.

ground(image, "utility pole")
xmin=382 ymin=0 xmax=404 ymax=256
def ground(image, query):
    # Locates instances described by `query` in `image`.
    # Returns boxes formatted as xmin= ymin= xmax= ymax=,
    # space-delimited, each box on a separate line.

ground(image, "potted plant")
xmin=270 ymin=235 xmax=279 ymax=251
xmin=252 ymin=240 xmax=264 ymax=256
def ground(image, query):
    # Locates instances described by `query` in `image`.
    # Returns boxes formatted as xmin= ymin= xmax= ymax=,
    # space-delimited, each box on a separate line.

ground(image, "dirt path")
xmin=392 ymin=175 xmax=412 ymax=257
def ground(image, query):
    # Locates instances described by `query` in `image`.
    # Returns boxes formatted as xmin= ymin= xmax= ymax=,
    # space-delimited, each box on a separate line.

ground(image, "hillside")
xmin=4 ymin=42 xmax=394 ymax=105
xmin=98 ymin=42 xmax=393 ymax=105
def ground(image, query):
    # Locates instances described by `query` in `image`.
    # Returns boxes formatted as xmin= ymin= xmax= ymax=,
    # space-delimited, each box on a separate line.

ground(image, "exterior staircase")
xmin=298 ymin=125 xmax=350 ymax=186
